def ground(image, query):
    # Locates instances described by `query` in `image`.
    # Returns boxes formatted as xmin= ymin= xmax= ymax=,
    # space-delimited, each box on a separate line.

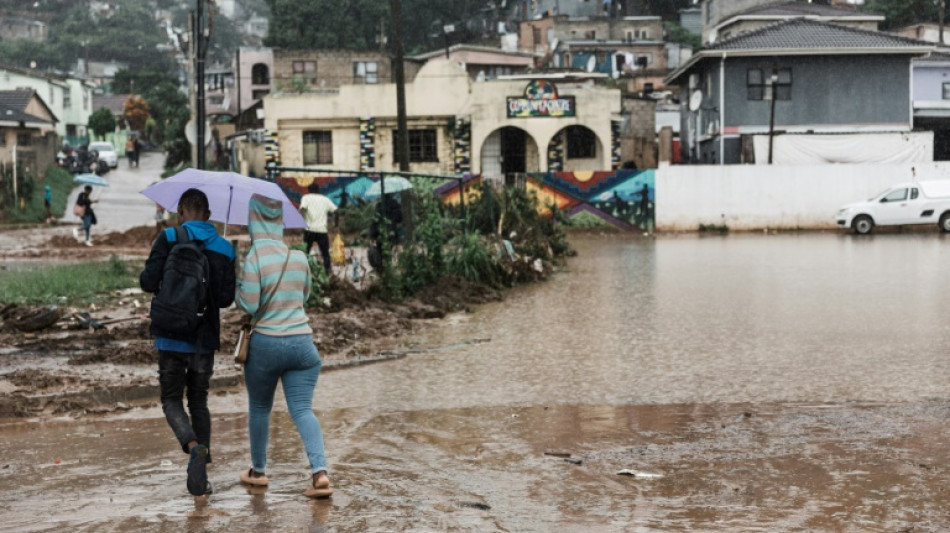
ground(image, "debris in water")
xmin=617 ymin=469 xmax=662 ymax=479
xmin=544 ymin=450 xmax=571 ymax=458
xmin=459 ymin=502 xmax=491 ymax=511
xmin=564 ymin=457 xmax=583 ymax=465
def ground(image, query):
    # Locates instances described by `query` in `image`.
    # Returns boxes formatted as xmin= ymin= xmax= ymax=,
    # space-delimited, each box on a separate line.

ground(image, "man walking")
xmin=139 ymin=189 xmax=236 ymax=497
xmin=299 ymin=183 xmax=337 ymax=275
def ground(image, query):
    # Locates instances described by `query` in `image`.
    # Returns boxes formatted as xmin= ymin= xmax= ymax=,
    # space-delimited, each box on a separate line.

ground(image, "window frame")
xmin=941 ymin=82 xmax=950 ymax=100
xmin=354 ymin=61 xmax=379 ymax=84
xmin=302 ymin=130 xmax=333 ymax=165
xmin=392 ymin=128 xmax=439 ymax=163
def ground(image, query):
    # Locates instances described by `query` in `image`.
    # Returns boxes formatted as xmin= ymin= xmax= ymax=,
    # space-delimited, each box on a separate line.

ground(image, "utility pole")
xmin=236 ymin=47 xmax=242 ymax=131
xmin=940 ymin=0 xmax=946 ymax=46
xmin=195 ymin=0 xmax=207 ymax=169
xmin=392 ymin=0 xmax=409 ymax=172
xmin=767 ymin=70 xmax=778 ymax=165
xmin=189 ymin=12 xmax=197 ymax=168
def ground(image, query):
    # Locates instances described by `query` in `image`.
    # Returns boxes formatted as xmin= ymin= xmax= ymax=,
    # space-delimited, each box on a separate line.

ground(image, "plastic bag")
xmin=331 ymin=234 xmax=345 ymax=265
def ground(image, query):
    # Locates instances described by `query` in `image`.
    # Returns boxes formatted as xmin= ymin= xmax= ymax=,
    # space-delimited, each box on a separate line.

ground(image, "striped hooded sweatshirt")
xmin=236 ymin=194 xmax=312 ymax=336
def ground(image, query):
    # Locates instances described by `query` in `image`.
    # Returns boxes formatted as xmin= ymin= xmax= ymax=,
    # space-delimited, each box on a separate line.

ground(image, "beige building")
xmin=272 ymin=49 xmax=422 ymax=90
xmin=409 ymin=45 xmax=536 ymax=81
xmin=263 ymin=61 xmax=622 ymax=179
xmin=520 ymin=15 xmax=664 ymax=55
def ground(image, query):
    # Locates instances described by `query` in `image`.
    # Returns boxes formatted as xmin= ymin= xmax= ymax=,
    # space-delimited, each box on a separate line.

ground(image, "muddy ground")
xmin=0 ymin=224 xmax=503 ymax=419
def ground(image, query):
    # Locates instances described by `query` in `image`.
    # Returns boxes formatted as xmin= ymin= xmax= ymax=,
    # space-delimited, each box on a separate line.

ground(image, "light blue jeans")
xmin=244 ymin=332 xmax=327 ymax=475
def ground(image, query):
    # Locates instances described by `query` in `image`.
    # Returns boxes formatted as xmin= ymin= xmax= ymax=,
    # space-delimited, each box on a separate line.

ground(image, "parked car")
xmin=88 ymin=141 xmax=118 ymax=169
xmin=836 ymin=181 xmax=950 ymax=234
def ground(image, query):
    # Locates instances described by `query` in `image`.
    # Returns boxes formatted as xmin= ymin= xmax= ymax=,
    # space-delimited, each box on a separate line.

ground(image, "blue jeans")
xmin=158 ymin=350 xmax=214 ymax=457
xmin=81 ymin=213 xmax=93 ymax=240
xmin=244 ymin=332 xmax=327 ymax=475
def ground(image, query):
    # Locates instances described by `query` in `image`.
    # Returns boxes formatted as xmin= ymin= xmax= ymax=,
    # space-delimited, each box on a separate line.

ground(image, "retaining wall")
xmin=655 ymin=163 xmax=950 ymax=231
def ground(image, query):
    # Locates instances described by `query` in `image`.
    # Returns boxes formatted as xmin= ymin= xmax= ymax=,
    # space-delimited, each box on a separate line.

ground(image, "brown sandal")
xmin=240 ymin=468 xmax=269 ymax=487
xmin=304 ymin=471 xmax=333 ymax=498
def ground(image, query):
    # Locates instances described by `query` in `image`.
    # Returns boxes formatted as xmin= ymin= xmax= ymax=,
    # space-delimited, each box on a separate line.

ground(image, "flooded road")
xmin=4 ymin=233 xmax=950 ymax=532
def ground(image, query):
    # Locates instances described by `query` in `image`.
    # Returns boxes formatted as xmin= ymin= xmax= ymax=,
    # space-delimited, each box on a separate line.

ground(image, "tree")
xmin=88 ymin=107 xmax=117 ymax=139
xmin=123 ymin=96 xmax=151 ymax=132
xmin=863 ymin=0 xmax=940 ymax=30
xmin=113 ymin=69 xmax=172 ymax=95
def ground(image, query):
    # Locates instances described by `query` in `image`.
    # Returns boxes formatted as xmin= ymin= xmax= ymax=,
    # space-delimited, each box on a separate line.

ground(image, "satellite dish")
xmin=185 ymin=120 xmax=213 ymax=147
xmin=688 ymin=89 xmax=703 ymax=112
xmin=586 ymin=56 xmax=596 ymax=73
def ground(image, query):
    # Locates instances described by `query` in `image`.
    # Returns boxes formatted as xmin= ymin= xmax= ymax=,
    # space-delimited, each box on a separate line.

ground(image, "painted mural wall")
xmin=526 ymin=170 xmax=655 ymax=231
xmin=273 ymin=170 xmax=654 ymax=233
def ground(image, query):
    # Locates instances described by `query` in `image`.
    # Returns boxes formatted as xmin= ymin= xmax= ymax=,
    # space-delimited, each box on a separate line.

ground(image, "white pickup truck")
xmin=836 ymin=181 xmax=950 ymax=234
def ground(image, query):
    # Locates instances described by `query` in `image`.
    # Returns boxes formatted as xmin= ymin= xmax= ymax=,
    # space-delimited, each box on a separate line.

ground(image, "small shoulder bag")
xmin=234 ymin=249 xmax=291 ymax=365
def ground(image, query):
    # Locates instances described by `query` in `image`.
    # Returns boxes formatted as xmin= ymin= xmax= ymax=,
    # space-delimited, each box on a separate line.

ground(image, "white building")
xmin=0 ymin=66 xmax=94 ymax=138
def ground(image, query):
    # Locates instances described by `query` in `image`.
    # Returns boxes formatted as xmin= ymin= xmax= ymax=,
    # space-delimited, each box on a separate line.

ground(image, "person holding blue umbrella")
xmin=72 ymin=185 xmax=97 ymax=246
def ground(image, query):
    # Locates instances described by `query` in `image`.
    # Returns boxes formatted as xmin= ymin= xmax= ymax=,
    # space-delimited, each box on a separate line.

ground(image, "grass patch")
xmin=0 ymin=255 xmax=140 ymax=305
xmin=1 ymin=165 xmax=75 ymax=225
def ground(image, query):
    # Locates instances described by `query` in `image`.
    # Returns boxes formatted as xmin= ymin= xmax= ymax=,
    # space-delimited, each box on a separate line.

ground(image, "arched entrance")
xmin=480 ymin=126 xmax=539 ymax=182
xmin=547 ymin=125 xmax=603 ymax=172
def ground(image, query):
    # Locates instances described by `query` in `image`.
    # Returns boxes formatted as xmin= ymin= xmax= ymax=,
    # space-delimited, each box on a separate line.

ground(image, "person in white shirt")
xmin=299 ymin=183 xmax=338 ymax=274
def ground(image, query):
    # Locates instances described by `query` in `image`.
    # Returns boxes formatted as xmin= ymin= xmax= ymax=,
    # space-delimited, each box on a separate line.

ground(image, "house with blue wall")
xmin=665 ymin=19 xmax=932 ymax=164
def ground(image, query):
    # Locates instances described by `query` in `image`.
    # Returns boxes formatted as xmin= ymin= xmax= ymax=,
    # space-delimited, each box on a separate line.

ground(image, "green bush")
xmin=0 ymin=165 xmax=74 ymax=224
xmin=290 ymin=243 xmax=330 ymax=309
xmin=446 ymin=233 xmax=503 ymax=288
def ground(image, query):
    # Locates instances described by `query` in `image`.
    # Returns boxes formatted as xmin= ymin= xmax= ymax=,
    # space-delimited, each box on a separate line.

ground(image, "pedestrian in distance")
xmin=125 ymin=137 xmax=135 ymax=168
xmin=72 ymin=185 xmax=97 ymax=246
xmin=299 ymin=183 xmax=337 ymax=275
xmin=139 ymin=188 xmax=236 ymax=497
xmin=236 ymin=194 xmax=333 ymax=499
xmin=368 ymin=193 xmax=402 ymax=271
xmin=133 ymin=135 xmax=142 ymax=167
xmin=43 ymin=185 xmax=52 ymax=223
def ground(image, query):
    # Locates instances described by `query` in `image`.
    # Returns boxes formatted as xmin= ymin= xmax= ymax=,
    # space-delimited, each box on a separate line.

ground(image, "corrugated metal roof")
xmin=708 ymin=19 xmax=930 ymax=51
xmin=731 ymin=1 xmax=878 ymax=19
xmin=0 ymin=89 xmax=35 ymax=112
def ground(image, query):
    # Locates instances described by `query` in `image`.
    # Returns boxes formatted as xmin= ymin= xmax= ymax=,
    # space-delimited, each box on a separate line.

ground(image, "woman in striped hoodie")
xmin=236 ymin=194 xmax=332 ymax=498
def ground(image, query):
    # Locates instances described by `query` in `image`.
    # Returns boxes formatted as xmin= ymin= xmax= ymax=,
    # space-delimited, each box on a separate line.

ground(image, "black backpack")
xmin=149 ymin=226 xmax=211 ymax=339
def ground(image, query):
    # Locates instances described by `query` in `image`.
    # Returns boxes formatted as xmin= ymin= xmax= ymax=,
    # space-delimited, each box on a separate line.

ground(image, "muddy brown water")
xmin=4 ymin=233 xmax=950 ymax=532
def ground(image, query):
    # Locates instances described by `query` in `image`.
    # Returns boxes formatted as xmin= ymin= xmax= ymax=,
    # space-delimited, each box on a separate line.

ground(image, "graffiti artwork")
xmin=527 ymin=170 xmax=655 ymax=231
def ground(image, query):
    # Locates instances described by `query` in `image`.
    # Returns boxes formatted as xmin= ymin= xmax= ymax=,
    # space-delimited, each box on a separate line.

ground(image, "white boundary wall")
xmin=655 ymin=163 xmax=950 ymax=231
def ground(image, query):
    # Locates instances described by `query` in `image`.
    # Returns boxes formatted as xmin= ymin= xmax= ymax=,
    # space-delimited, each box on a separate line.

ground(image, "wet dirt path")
xmin=3 ymin=233 xmax=950 ymax=531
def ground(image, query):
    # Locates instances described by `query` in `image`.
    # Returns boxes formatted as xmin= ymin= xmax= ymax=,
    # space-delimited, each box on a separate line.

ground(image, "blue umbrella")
xmin=363 ymin=177 xmax=413 ymax=201
xmin=74 ymin=173 xmax=109 ymax=187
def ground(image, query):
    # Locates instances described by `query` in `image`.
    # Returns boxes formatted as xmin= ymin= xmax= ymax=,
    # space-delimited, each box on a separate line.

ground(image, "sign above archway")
xmin=507 ymin=80 xmax=576 ymax=118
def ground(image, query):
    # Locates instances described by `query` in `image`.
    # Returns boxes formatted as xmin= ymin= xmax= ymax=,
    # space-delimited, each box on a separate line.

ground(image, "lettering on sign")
xmin=506 ymin=80 xmax=576 ymax=118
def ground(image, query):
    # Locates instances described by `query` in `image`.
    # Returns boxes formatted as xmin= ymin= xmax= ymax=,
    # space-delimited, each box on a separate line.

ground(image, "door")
xmin=500 ymin=127 xmax=526 ymax=174
xmin=874 ymin=187 xmax=918 ymax=225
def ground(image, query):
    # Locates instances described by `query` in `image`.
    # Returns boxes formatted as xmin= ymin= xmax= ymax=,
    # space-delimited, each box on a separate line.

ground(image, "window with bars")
xmin=354 ymin=61 xmax=378 ymax=84
xmin=303 ymin=130 xmax=333 ymax=165
xmin=392 ymin=129 xmax=438 ymax=162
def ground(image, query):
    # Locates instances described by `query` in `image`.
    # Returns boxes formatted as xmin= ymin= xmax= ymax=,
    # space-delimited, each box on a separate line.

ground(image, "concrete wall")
xmin=655 ymin=162 xmax=950 ymax=231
